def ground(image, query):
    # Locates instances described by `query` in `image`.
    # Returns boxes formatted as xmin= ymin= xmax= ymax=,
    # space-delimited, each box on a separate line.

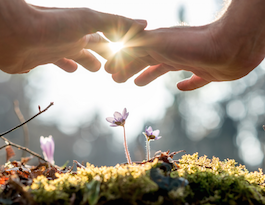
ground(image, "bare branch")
xmin=0 ymin=102 xmax=54 ymax=163
xmin=0 ymin=144 xmax=9 ymax=150
xmin=0 ymin=102 xmax=53 ymax=137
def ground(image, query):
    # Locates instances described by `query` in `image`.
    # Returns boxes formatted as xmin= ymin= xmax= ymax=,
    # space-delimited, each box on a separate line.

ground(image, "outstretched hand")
xmin=0 ymin=0 xmax=147 ymax=74
xmin=105 ymin=0 xmax=265 ymax=91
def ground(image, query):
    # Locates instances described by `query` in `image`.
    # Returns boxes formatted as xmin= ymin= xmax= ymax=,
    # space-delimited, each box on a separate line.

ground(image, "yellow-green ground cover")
xmin=28 ymin=153 xmax=265 ymax=205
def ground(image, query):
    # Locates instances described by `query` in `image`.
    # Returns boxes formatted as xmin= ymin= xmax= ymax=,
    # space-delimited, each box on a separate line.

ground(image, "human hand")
xmin=0 ymin=0 xmax=147 ymax=74
xmin=105 ymin=0 xmax=265 ymax=91
xmin=105 ymin=25 xmax=263 ymax=91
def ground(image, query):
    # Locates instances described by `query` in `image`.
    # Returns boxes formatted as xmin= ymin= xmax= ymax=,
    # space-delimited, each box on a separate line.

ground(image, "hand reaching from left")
xmin=0 ymin=0 xmax=147 ymax=74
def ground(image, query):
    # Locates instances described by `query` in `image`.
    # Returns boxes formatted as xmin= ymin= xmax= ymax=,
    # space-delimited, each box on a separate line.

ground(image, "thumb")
xmin=177 ymin=75 xmax=211 ymax=91
xmin=81 ymin=10 xmax=147 ymax=41
xmin=43 ymin=8 xmax=147 ymax=42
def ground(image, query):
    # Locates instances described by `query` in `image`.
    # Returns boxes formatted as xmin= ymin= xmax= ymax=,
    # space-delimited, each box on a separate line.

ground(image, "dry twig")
xmin=0 ymin=102 xmax=54 ymax=162
xmin=14 ymin=100 xmax=29 ymax=158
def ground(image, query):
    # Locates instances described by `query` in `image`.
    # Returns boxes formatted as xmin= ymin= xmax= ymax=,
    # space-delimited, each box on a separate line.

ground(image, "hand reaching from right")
xmin=105 ymin=0 xmax=265 ymax=91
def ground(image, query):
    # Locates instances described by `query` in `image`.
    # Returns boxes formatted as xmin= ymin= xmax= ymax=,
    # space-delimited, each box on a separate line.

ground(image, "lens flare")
xmin=108 ymin=42 xmax=124 ymax=53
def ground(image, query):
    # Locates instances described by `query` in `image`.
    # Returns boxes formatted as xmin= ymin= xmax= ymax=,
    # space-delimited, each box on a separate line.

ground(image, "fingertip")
xmin=72 ymin=49 xmax=102 ymax=72
xmin=64 ymin=66 xmax=78 ymax=73
xmin=176 ymin=79 xmax=200 ymax=91
xmin=176 ymin=75 xmax=210 ymax=91
xmin=176 ymin=81 xmax=187 ymax=91
xmin=112 ymin=73 xmax=127 ymax=83
xmin=134 ymin=77 xmax=147 ymax=87
xmin=92 ymin=62 xmax=101 ymax=72
xmin=54 ymin=59 xmax=78 ymax=73
xmin=134 ymin=19 xmax=148 ymax=29
xmin=105 ymin=61 xmax=118 ymax=74
xmin=83 ymin=62 xmax=100 ymax=73
xmin=104 ymin=62 xmax=112 ymax=73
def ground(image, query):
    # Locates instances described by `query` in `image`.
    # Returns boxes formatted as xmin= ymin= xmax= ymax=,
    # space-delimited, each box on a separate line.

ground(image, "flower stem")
xmin=146 ymin=140 xmax=150 ymax=161
xmin=123 ymin=126 xmax=132 ymax=164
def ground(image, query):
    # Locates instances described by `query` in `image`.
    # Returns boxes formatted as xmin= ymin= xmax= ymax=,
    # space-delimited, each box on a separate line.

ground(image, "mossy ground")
xmin=22 ymin=152 xmax=265 ymax=205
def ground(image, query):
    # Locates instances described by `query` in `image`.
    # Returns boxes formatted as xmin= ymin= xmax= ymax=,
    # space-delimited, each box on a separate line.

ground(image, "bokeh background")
xmin=1 ymin=0 xmax=265 ymax=171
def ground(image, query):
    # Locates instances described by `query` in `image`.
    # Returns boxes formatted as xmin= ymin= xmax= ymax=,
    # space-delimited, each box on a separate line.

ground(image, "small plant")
xmin=142 ymin=126 xmax=162 ymax=161
xmin=0 ymin=102 xmax=54 ymax=163
xmin=1 ymin=104 xmax=265 ymax=205
xmin=40 ymin=135 xmax=55 ymax=165
xmin=106 ymin=108 xmax=132 ymax=164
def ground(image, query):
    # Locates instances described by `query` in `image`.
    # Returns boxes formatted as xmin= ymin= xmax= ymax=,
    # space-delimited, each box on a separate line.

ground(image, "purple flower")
xmin=106 ymin=108 xmax=129 ymax=127
xmin=40 ymin=135 xmax=55 ymax=165
xmin=106 ymin=108 xmax=132 ymax=164
xmin=144 ymin=126 xmax=162 ymax=141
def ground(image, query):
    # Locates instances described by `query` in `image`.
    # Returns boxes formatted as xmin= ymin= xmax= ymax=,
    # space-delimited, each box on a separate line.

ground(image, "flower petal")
xmin=123 ymin=112 xmax=129 ymax=120
xmin=40 ymin=136 xmax=55 ymax=164
xmin=40 ymin=136 xmax=48 ymax=155
xmin=106 ymin=117 xmax=115 ymax=123
xmin=122 ymin=108 xmax=129 ymax=120
xmin=152 ymin=130 xmax=160 ymax=137
xmin=155 ymin=136 xmax=162 ymax=140
xmin=46 ymin=136 xmax=54 ymax=160
xmin=145 ymin=126 xmax=153 ymax=136
xmin=113 ymin=111 xmax=122 ymax=121
xmin=122 ymin=108 xmax=127 ymax=117
xmin=40 ymin=136 xmax=45 ymax=146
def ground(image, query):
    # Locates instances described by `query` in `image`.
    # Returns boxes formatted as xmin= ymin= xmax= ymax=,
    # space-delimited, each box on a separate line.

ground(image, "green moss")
xmin=30 ymin=160 xmax=158 ymax=205
xmin=28 ymin=153 xmax=265 ymax=204
xmin=170 ymin=153 xmax=265 ymax=204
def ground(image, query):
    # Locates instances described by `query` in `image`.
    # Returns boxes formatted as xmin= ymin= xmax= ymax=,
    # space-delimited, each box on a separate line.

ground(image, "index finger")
xmin=134 ymin=64 xmax=173 ymax=86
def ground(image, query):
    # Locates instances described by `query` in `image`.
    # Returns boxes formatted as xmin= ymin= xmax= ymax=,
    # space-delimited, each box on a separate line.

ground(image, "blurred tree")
xmin=0 ymin=71 xmax=121 ymax=167
xmin=136 ymin=63 xmax=265 ymax=171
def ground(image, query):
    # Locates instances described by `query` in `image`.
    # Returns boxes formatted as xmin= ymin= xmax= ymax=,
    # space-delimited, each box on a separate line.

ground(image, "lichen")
xmin=28 ymin=153 xmax=265 ymax=204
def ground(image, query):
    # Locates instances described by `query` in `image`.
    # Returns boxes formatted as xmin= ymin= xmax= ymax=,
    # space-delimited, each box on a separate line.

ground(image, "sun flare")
xmin=108 ymin=42 xmax=124 ymax=54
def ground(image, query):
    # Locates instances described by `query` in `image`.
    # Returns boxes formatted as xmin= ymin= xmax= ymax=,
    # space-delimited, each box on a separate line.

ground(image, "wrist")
xmin=211 ymin=0 xmax=265 ymax=69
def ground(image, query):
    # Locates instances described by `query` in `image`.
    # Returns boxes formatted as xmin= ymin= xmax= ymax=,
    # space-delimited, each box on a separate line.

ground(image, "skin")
xmin=0 ymin=0 xmax=147 ymax=74
xmin=105 ymin=0 xmax=265 ymax=91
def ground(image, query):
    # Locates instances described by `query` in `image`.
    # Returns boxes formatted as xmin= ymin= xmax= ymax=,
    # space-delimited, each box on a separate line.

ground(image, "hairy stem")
xmin=123 ymin=125 xmax=132 ymax=164
xmin=146 ymin=140 xmax=150 ymax=161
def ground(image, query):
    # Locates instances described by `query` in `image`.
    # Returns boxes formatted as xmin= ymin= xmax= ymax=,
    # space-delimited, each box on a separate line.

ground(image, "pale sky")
xmin=24 ymin=0 xmax=219 ymax=142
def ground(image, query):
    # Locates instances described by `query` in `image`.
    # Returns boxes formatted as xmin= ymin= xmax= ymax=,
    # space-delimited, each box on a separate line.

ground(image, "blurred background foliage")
xmin=0 ymin=0 xmax=265 ymax=172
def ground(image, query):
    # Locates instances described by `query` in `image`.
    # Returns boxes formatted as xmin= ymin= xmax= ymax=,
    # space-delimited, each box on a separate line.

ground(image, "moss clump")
xmin=28 ymin=153 xmax=265 ymax=205
xmin=169 ymin=153 xmax=265 ymax=204
xmin=30 ymin=160 xmax=159 ymax=205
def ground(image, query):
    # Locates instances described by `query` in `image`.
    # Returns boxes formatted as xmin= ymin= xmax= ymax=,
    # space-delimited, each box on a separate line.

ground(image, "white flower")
xmin=40 ymin=135 xmax=55 ymax=165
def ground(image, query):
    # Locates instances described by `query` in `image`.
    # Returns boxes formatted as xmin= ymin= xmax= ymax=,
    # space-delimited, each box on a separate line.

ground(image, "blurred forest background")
xmin=1 ymin=0 xmax=265 ymax=172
